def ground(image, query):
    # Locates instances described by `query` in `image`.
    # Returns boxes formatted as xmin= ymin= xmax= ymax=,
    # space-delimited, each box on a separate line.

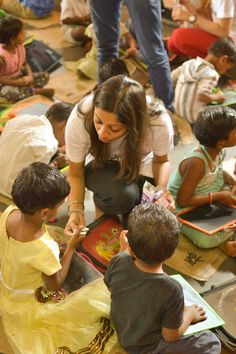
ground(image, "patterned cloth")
xmin=19 ymin=0 xmax=54 ymax=17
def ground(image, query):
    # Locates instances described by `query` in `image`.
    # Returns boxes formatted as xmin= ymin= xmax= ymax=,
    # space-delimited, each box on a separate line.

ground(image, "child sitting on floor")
xmin=0 ymin=162 xmax=125 ymax=354
xmin=0 ymin=101 xmax=74 ymax=198
xmin=104 ymin=203 xmax=221 ymax=354
xmin=60 ymin=0 xmax=91 ymax=46
xmin=0 ymin=16 xmax=54 ymax=103
xmin=171 ymin=37 xmax=236 ymax=124
xmin=169 ymin=105 xmax=236 ymax=256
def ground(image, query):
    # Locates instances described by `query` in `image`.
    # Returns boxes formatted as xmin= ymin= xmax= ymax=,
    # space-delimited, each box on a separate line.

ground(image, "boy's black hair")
xmin=100 ymin=58 xmax=130 ymax=83
xmin=127 ymin=203 xmax=179 ymax=265
xmin=11 ymin=162 xmax=70 ymax=215
xmin=194 ymin=105 xmax=236 ymax=148
xmin=0 ymin=16 xmax=23 ymax=44
xmin=45 ymin=102 xmax=74 ymax=122
xmin=208 ymin=37 xmax=236 ymax=63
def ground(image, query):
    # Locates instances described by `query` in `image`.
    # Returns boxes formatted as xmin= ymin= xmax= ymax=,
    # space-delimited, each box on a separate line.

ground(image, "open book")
xmin=171 ymin=274 xmax=225 ymax=336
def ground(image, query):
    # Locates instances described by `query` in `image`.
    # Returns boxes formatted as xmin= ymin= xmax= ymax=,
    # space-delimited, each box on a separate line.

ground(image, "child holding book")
xmin=0 ymin=162 xmax=125 ymax=354
xmin=0 ymin=16 xmax=54 ymax=103
xmin=104 ymin=203 xmax=221 ymax=354
xmin=171 ymin=37 xmax=236 ymax=124
xmin=169 ymin=105 xmax=236 ymax=255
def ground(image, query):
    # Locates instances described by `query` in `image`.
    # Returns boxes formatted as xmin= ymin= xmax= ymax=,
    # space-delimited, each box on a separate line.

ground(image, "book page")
xmin=170 ymin=274 xmax=225 ymax=336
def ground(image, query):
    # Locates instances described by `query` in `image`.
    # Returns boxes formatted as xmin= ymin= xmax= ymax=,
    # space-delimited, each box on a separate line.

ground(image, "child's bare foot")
xmin=34 ymin=88 xmax=55 ymax=98
xmin=219 ymin=240 xmax=236 ymax=257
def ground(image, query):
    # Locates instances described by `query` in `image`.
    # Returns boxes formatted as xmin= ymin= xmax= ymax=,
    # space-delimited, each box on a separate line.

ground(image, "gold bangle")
xmin=68 ymin=200 xmax=84 ymax=210
xmin=68 ymin=208 xmax=84 ymax=217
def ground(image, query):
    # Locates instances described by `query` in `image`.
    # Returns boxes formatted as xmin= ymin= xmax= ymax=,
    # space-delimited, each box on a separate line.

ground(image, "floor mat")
xmin=164 ymin=233 xmax=227 ymax=281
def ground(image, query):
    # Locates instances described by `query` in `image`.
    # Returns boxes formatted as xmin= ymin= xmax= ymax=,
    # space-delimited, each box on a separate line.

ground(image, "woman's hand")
xmin=65 ymin=211 xmax=85 ymax=237
xmin=172 ymin=6 xmax=190 ymax=22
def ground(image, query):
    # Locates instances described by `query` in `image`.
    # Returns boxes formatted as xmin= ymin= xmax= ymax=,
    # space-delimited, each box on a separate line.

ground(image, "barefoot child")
xmin=0 ymin=162 xmax=125 ymax=353
xmin=104 ymin=203 xmax=221 ymax=354
xmin=169 ymin=105 xmax=236 ymax=256
xmin=0 ymin=16 xmax=54 ymax=103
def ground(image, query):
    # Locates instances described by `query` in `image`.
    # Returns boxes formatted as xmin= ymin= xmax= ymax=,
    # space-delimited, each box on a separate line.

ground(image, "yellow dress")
xmin=0 ymin=206 xmax=126 ymax=354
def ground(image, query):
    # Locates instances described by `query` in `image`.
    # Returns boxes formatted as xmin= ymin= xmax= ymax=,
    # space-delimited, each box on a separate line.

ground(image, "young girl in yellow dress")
xmin=0 ymin=162 xmax=125 ymax=354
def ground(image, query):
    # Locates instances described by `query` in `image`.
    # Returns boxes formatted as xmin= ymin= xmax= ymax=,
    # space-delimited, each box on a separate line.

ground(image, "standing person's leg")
xmin=85 ymin=161 xmax=140 ymax=216
xmin=89 ymin=0 xmax=122 ymax=78
xmin=125 ymin=0 xmax=174 ymax=111
xmin=152 ymin=330 xmax=221 ymax=354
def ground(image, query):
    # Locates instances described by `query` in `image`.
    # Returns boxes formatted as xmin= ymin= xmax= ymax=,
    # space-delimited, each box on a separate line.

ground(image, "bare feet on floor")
xmin=34 ymin=88 xmax=55 ymax=98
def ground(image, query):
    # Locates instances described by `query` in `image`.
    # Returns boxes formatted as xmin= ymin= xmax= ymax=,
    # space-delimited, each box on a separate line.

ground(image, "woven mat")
xmin=164 ymin=233 xmax=227 ymax=281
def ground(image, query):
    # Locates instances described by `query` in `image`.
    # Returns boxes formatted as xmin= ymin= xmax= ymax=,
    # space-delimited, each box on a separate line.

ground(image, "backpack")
xmin=78 ymin=215 xmax=123 ymax=273
xmin=25 ymin=39 xmax=62 ymax=73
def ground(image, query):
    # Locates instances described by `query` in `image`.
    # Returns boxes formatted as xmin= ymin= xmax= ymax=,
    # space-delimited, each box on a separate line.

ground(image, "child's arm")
xmin=198 ymin=91 xmax=225 ymax=104
xmin=124 ymin=31 xmax=138 ymax=57
xmin=177 ymin=157 xmax=236 ymax=207
xmin=162 ymin=304 xmax=206 ymax=342
xmin=171 ymin=66 xmax=182 ymax=85
xmin=62 ymin=15 xmax=91 ymax=26
xmin=42 ymin=227 xmax=85 ymax=291
xmin=0 ymin=76 xmax=32 ymax=86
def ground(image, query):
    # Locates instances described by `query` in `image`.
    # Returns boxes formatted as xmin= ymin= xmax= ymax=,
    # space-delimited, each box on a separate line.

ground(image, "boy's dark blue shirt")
xmin=104 ymin=252 xmax=184 ymax=354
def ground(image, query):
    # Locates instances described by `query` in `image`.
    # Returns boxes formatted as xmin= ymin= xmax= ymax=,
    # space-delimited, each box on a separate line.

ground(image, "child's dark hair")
xmin=127 ymin=203 xmax=179 ymax=265
xmin=45 ymin=102 xmax=74 ymax=122
xmin=194 ymin=106 xmax=236 ymax=148
xmin=208 ymin=37 xmax=236 ymax=64
xmin=100 ymin=58 xmax=130 ymax=83
xmin=0 ymin=16 xmax=23 ymax=44
xmin=11 ymin=162 xmax=70 ymax=215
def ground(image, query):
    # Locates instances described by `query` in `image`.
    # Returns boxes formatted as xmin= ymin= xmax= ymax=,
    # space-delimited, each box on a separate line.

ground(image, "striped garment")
xmin=173 ymin=57 xmax=219 ymax=124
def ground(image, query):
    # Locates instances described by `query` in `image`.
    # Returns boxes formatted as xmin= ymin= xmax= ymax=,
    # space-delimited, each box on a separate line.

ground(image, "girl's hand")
xmin=64 ymin=212 xmax=85 ymax=237
xmin=219 ymin=191 xmax=236 ymax=205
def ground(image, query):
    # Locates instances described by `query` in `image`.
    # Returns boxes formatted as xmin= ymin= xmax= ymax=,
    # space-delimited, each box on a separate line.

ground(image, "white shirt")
xmin=60 ymin=0 xmax=89 ymax=21
xmin=0 ymin=115 xmax=58 ymax=198
xmin=65 ymin=94 xmax=174 ymax=178
xmin=211 ymin=0 xmax=236 ymax=42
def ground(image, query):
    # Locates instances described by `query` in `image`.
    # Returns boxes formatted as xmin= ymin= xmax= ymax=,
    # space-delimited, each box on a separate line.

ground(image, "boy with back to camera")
xmin=104 ymin=203 xmax=221 ymax=354
xmin=172 ymin=36 xmax=236 ymax=124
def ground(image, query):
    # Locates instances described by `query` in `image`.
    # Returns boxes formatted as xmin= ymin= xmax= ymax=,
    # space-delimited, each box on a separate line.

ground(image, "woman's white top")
xmin=211 ymin=0 xmax=236 ymax=43
xmin=65 ymin=94 xmax=174 ymax=178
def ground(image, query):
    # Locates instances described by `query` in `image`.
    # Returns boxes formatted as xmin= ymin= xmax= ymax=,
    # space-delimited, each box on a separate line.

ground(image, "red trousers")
xmin=167 ymin=27 xmax=219 ymax=58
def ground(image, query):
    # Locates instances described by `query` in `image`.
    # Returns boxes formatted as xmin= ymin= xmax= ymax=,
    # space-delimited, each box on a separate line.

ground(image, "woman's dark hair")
xmin=127 ymin=203 xmax=180 ymax=265
xmin=194 ymin=106 xmax=236 ymax=147
xmin=45 ymin=102 xmax=74 ymax=122
xmin=11 ymin=162 xmax=70 ymax=215
xmin=100 ymin=58 xmax=129 ymax=83
xmin=78 ymin=75 xmax=147 ymax=182
xmin=0 ymin=16 xmax=23 ymax=44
